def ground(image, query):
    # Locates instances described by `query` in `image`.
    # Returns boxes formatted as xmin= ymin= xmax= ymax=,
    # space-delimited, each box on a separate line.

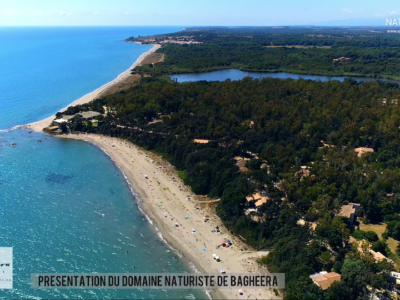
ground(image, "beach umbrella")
xmin=215 ymin=256 xmax=220 ymax=260
xmin=202 ymin=248 xmax=207 ymax=251
xmin=220 ymin=269 xmax=225 ymax=274
xmin=213 ymin=254 xmax=217 ymax=257
xmin=238 ymin=289 xmax=243 ymax=295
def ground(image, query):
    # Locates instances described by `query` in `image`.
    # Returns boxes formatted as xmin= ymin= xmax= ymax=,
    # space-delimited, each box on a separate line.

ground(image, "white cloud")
xmin=125 ymin=12 xmax=130 ymax=15
xmin=59 ymin=10 xmax=72 ymax=16
xmin=389 ymin=10 xmax=399 ymax=15
xmin=342 ymin=8 xmax=352 ymax=13
xmin=30 ymin=10 xmax=46 ymax=16
xmin=6 ymin=9 xmax=18 ymax=14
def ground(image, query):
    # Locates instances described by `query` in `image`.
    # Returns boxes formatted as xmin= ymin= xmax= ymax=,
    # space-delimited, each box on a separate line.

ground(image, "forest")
xmin=60 ymin=27 xmax=400 ymax=299
xmin=65 ymin=76 xmax=400 ymax=299
xmin=128 ymin=27 xmax=400 ymax=80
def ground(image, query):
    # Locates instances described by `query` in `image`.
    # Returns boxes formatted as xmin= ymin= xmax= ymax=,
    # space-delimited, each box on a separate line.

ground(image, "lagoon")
xmin=170 ymin=68 xmax=400 ymax=84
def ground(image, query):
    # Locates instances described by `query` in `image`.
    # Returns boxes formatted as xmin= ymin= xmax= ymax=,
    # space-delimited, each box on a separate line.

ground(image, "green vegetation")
xmin=352 ymin=230 xmax=379 ymax=242
xmin=71 ymin=76 xmax=400 ymax=297
xmin=129 ymin=27 xmax=400 ymax=80
xmin=65 ymin=27 xmax=400 ymax=298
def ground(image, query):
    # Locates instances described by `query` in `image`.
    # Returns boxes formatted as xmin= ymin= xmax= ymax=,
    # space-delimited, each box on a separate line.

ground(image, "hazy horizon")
xmin=2 ymin=0 xmax=400 ymax=27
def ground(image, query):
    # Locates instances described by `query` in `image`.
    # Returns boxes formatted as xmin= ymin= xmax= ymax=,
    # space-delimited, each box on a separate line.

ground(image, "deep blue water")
xmin=170 ymin=68 xmax=400 ymax=84
xmin=0 ymin=27 xmax=206 ymax=299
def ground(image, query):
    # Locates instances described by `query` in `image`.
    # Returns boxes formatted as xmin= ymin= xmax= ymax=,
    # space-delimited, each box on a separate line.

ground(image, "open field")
xmin=359 ymin=222 xmax=399 ymax=256
xmin=359 ymin=222 xmax=387 ymax=239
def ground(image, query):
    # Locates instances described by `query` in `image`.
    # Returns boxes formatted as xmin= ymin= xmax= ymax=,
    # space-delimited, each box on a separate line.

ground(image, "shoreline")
xmin=60 ymin=133 xmax=277 ymax=300
xmin=22 ymin=45 xmax=278 ymax=299
xmin=26 ymin=43 xmax=160 ymax=132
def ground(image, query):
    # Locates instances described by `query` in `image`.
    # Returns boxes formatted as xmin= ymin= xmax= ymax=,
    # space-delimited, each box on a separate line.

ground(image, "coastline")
xmin=26 ymin=43 xmax=160 ymax=132
xmin=60 ymin=133 xmax=278 ymax=300
xmin=23 ymin=45 xmax=279 ymax=300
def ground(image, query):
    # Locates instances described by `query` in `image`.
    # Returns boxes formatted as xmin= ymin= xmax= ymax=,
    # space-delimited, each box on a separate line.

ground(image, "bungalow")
xmin=333 ymin=57 xmax=351 ymax=63
xmin=194 ymin=139 xmax=210 ymax=144
xmin=43 ymin=125 xmax=62 ymax=135
xmin=255 ymin=197 xmax=270 ymax=207
xmin=354 ymin=147 xmax=374 ymax=157
xmin=48 ymin=126 xmax=59 ymax=131
xmin=54 ymin=111 xmax=101 ymax=123
xmin=390 ymin=272 xmax=400 ymax=286
xmin=246 ymin=196 xmax=254 ymax=202
xmin=246 ymin=192 xmax=270 ymax=207
xmin=310 ymin=272 xmax=341 ymax=290
xmin=338 ymin=203 xmax=360 ymax=224
xmin=54 ymin=115 xmax=74 ymax=123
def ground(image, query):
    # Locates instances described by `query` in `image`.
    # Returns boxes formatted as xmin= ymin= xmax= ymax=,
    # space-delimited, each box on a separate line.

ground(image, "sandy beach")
xmin=60 ymin=133 xmax=278 ymax=300
xmin=24 ymin=44 xmax=278 ymax=299
xmin=27 ymin=43 xmax=161 ymax=132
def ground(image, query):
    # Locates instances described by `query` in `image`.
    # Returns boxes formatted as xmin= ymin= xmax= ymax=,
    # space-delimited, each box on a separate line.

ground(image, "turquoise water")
xmin=0 ymin=27 xmax=175 ymax=130
xmin=0 ymin=27 xmax=206 ymax=299
xmin=170 ymin=68 xmax=400 ymax=84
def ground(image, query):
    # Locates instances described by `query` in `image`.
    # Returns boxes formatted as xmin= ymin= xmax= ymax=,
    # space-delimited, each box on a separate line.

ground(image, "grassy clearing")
xmin=359 ymin=223 xmax=387 ymax=239
xmin=387 ymin=237 xmax=399 ymax=254
xmin=359 ymin=222 xmax=400 ymax=264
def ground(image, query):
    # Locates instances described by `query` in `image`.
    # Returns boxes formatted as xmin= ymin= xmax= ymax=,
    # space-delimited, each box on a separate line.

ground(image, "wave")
xmin=0 ymin=125 xmax=25 ymax=132
xmin=75 ymin=137 xmax=212 ymax=299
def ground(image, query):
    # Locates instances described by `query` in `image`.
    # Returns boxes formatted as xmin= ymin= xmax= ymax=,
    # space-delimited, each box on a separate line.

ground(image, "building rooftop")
xmin=194 ymin=139 xmax=210 ymax=144
xmin=252 ymin=193 xmax=262 ymax=201
xmin=310 ymin=272 xmax=341 ymax=290
xmin=255 ymin=197 xmax=269 ymax=207
xmin=338 ymin=203 xmax=360 ymax=218
xmin=354 ymin=147 xmax=374 ymax=157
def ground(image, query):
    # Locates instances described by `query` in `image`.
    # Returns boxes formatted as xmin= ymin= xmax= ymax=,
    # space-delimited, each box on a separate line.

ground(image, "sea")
xmin=0 ymin=27 xmax=207 ymax=299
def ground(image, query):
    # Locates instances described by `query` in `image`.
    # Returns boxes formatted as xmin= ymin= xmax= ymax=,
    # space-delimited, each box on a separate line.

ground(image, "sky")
xmin=1 ymin=0 xmax=400 ymax=26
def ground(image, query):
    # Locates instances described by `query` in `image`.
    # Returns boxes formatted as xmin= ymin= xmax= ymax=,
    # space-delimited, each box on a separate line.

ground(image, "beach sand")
xmin=61 ymin=133 xmax=279 ymax=300
xmin=27 ymin=44 xmax=161 ymax=132
xmin=25 ymin=44 xmax=279 ymax=299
